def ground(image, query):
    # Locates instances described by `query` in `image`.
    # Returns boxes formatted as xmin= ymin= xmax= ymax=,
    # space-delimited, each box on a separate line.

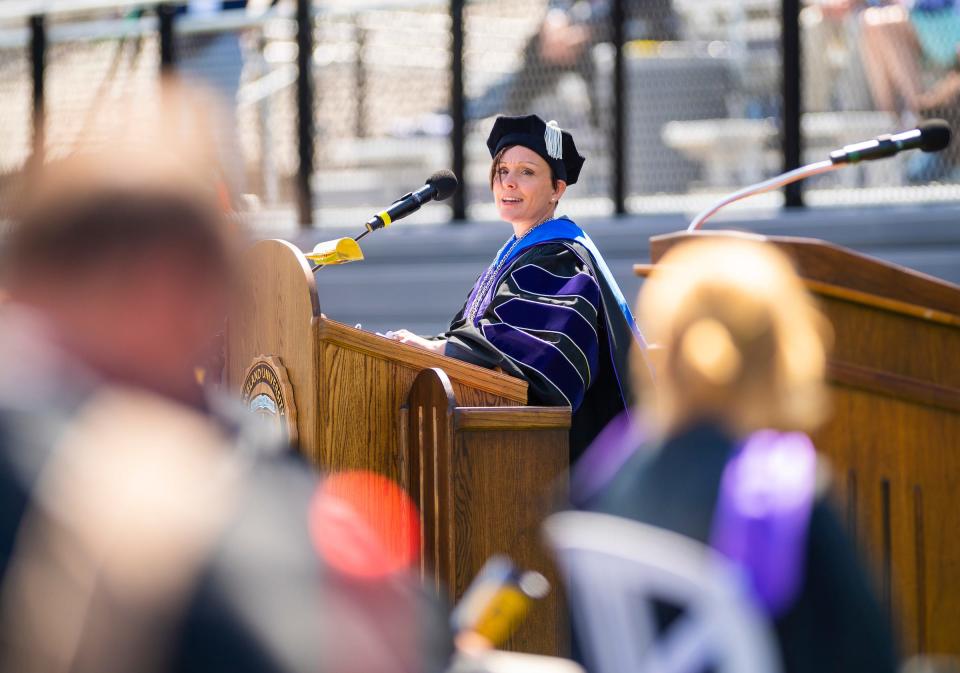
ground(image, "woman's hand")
xmin=384 ymin=329 xmax=446 ymax=354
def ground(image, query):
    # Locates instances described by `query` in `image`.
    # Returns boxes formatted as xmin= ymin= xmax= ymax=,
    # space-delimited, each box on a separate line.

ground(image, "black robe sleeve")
xmin=442 ymin=243 xmax=602 ymax=410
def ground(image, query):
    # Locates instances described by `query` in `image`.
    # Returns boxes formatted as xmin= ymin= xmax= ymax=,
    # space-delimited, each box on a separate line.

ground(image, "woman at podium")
xmin=387 ymin=114 xmax=648 ymax=461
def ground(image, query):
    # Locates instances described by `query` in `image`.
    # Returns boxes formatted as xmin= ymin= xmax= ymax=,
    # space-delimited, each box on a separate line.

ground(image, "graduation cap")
xmin=486 ymin=114 xmax=586 ymax=185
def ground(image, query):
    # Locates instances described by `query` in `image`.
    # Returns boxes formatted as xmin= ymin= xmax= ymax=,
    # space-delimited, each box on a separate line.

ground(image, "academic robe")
xmin=441 ymin=217 xmax=648 ymax=462
xmin=589 ymin=422 xmax=897 ymax=673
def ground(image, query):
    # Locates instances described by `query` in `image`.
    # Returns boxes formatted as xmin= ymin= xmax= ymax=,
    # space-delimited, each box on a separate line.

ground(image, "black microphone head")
xmin=426 ymin=170 xmax=458 ymax=201
xmin=918 ymin=119 xmax=952 ymax=152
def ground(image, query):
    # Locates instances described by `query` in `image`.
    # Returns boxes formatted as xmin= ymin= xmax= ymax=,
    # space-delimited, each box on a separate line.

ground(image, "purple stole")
xmin=710 ymin=430 xmax=817 ymax=616
xmin=576 ymin=414 xmax=817 ymax=616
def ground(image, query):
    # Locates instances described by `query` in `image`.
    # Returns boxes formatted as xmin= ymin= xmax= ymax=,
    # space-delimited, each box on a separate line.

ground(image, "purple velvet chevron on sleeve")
xmin=474 ymin=259 xmax=603 ymax=410
xmin=510 ymin=264 xmax=602 ymax=308
xmin=481 ymin=322 xmax=586 ymax=408
xmin=494 ymin=299 xmax=599 ymax=379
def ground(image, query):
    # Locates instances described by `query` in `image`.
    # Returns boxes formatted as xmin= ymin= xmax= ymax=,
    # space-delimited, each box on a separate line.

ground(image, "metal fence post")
xmin=158 ymin=3 xmax=177 ymax=71
xmin=29 ymin=14 xmax=46 ymax=167
xmin=611 ymin=0 xmax=626 ymax=215
xmin=354 ymin=18 xmax=367 ymax=139
xmin=782 ymin=0 xmax=803 ymax=207
xmin=450 ymin=0 xmax=466 ymax=222
xmin=296 ymin=0 xmax=315 ymax=227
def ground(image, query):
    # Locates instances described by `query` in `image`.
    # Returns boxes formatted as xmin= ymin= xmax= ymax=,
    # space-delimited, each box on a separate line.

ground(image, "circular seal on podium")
xmin=240 ymin=355 xmax=298 ymax=446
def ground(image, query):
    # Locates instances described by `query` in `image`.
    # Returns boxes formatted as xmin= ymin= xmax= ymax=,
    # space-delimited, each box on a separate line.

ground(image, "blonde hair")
xmin=634 ymin=237 xmax=832 ymax=438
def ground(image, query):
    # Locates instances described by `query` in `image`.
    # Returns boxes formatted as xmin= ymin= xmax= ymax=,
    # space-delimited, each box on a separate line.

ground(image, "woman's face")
xmin=492 ymin=145 xmax=566 ymax=230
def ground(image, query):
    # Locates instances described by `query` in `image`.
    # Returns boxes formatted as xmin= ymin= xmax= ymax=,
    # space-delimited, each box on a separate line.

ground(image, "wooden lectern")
xmin=406 ymin=367 xmax=569 ymax=654
xmin=227 ymin=240 xmax=570 ymax=655
xmin=643 ymin=230 xmax=960 ymax=657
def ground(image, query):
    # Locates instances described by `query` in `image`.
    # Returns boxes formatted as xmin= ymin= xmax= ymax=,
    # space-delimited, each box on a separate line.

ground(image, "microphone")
xmin=830 ymin=118 xmax=951 ymax=165
xmin=364 ymin=170 xmax=459 ymax=233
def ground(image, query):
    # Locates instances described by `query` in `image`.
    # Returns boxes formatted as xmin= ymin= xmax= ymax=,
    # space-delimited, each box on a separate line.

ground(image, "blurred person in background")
xmin=154 ymin=1 xmax=277 ymax=204
xmin=386 ymin=115 xmax=651 ymax=462
xmin=174 ymin=0 xmax=252 ymax=204
xmin=581 ymin=238 xmax=896 ymax=673
xmin=468 ymin=0 xmax=680 ymax=125
xmin=861 ymin=0 xmax=960 ymax=116
xmin=396 ymin=0 xmax=680 ymax=136
xmin=0 ymin=79 xmax=451 ymax=673
xmin=859 ymin=0 xmax=960 ymax=179
xmin=801 ymin=0 xmax=875 ymax=113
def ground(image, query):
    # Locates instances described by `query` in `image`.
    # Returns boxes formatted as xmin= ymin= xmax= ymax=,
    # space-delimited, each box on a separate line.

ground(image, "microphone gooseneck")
xmin=688 ymin=120 xmax=952 ymax=231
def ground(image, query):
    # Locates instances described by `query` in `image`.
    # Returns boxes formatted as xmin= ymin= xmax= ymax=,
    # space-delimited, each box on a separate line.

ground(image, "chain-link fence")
xmin=0 ymin=2 xmax=285 ymax=219
xmin=801 ymin=0 xmax=960 ymax=206
xmin=2 ymin=0 xmax=959 ymax=229
xmin=313 ymin=1 xmax=453 ymax=223
xmin=43 ymin=13 xmax=160 ymax=163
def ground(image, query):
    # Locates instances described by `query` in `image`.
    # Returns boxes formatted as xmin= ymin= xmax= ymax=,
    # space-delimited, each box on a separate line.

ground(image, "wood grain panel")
xmin=320 ymin=342 xmax=408 ymax=479
xmin=405 ymin=368 xmax=457 ymax=593
xmin=638 ymin=262 xmax=960 ymax=328
xmin=318 ymin=318 xmax=527 ymax=403
xmin=820 ymin=297 xmax=960 ymax=390
xmin=317 ymin=337 xmax=525 ymax=483
xmin=406 ymin=369 xmax=571 ymax=656
xmin=814 ymin=385 xmax=960 ymax=656
xmin=912 ymin=486 xmax=927 ymax=653
xmin=805 ymin=279 xmax=960 ymax=328
xmin=450 ymin=424 xmax=570 ymax=656
xmin=649 ymin=230 xmax=960 ymax=317
xmin=827 ymin=361 xmax=960 ymax=414
xmin=226 ymin=239 xmax=321 ymax=458
xmin=450 ymin=384 xmax=514 ymax=409
xmin=454 ymin=407 xmax=572 ymax=431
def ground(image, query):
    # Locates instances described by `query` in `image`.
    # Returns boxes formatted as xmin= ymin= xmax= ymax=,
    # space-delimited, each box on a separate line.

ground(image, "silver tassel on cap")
xmin=544 ymin=120 xmax=563 ymax=160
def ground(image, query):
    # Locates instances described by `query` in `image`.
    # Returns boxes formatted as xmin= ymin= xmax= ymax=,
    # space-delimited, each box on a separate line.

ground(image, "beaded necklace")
xmin=466 ymin=214 xmax=554 ymax=324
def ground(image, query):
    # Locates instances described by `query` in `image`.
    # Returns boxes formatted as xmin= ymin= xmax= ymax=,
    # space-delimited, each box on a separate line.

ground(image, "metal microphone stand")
xmin=687 ymin=160 xmax=846 ymax=232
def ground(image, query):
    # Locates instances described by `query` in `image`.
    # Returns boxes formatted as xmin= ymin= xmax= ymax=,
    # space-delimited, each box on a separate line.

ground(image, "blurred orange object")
xmin=310 ymin=470 xmax=420 ymax=579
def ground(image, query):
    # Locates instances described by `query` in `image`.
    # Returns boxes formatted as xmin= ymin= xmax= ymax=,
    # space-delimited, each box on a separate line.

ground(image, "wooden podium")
xmin=226 ymin=240 xmax=570 ymax=655
xmin=643 ymin=230 xmax=960 ymax=657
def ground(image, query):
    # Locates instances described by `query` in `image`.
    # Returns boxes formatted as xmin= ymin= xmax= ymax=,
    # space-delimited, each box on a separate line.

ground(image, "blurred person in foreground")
xmin=0 ymin=87 xmax=234 ymax=413
xmin=580 ymin=238 xmax=896 ymax=673
xmin=0 ymin=79 xmax=450 ymax=673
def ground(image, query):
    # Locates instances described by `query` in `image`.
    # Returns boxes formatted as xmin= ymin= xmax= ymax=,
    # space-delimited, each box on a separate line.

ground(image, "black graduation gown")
xmin=590 ymin=422 xmax=898 ymax=673
xmin=442 ymin=241 xmax=641 ymax=463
